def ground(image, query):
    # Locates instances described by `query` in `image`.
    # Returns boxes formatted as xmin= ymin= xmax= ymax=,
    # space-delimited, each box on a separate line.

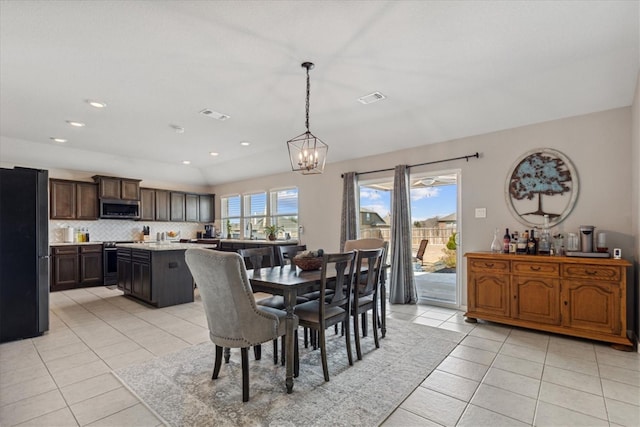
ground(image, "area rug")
xmin=115 ymin=318 xmax=464 ymax=426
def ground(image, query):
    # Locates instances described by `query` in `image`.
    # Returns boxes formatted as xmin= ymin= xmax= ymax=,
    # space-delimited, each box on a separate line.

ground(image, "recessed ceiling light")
xmin=86 ymin=100 xmax=107 ymax=108
xmin=182 ymin=160 xmax=191 ymax=165
xmin=50 ymin=137 xmax=67 ymax=143
xmin=240 ymin=141 xmax=250 ymax=146
xmin=357 ymin=91 xmax=386 ymax=105
xmin=209 ymin=152 xmax=219 ymax=156
xmin=66 ymin=120 xmax=85 ymax=127
xmin=199 ymin=108 xmax=230 ymax=121
xmin=170 ymin=125 xmax=185 ymax=134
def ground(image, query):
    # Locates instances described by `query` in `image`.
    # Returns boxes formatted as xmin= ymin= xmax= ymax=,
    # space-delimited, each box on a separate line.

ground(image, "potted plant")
xmin=264 ymin=224 xmax=284 ymax=241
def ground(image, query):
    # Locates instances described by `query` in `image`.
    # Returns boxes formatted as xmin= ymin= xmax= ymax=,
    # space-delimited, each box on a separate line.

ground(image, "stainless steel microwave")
xmin=99 ymin=199 xmax=140 ymax=219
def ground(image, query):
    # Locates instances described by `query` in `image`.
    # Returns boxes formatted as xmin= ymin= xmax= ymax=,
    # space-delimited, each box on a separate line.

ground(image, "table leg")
xmin=284 ymin=290 xmax=295 ymax=393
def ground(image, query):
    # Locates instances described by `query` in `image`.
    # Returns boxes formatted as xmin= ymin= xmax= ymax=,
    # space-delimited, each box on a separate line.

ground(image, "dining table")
xmin=247 ymin=263 xmax=387 ymax=394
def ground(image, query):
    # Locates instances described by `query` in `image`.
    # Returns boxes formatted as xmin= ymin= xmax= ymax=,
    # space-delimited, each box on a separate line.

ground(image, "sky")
xmin=360 ymin=184 xmax=457 ymax=222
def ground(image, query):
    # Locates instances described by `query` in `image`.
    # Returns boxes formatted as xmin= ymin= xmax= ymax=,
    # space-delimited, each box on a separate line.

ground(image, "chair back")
xmin=354 ymin=247 xmax=385 ymax=299
xmin=320 ymin=252 xmax=356 ymax=314
xmin=343 ymin=238 xmax=385 ymax=252
xmin=277 ymin=244 xmax=307 ymax=266
xmin=238 ymin=246 xmax=275 ymax=269
xmin=185 ymin=248 xmax=282 ymax=347
xmin=416 ymin=239 xmax=429 ymax=262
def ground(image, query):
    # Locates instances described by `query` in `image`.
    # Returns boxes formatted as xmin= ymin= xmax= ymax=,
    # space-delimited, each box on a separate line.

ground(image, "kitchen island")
xmin=116 ymin=242 xmax=216 ymax=307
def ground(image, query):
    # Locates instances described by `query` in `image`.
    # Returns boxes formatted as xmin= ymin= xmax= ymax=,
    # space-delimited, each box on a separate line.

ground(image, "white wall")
xmin=213 ymin=107 xmax=635 ymax=309
xmin=632 ymin=70 xmax=640 ymax=348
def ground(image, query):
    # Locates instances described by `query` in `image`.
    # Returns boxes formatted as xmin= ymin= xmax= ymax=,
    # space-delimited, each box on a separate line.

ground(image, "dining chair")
xmin=294 ymin=251 xmax=356 ymax=381
xmin=239 ymin=246 xmax=308 ymax=364
xmin=342 ymin=238 xmax=387 ymax=336
xmin=184 ymin=248 xmax=296 ymax=402
xmin=277 ymin=244 xmax=307 ymax=266
xmin=351 ymin=247 xmax=385 ymax=360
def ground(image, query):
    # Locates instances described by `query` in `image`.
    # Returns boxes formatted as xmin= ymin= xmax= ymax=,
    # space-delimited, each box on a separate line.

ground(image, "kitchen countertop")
xmin=117 ymin=242 xmax=217 ymax=251
xmin=50 ymin=242 xmax=103 ymax=246
xmin=219 ymin=238 xmax=299 ymax=245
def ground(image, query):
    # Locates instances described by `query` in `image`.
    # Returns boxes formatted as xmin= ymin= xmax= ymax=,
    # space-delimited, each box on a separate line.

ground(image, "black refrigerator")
xmin=0 ymin=167 xmax=49 ymax=343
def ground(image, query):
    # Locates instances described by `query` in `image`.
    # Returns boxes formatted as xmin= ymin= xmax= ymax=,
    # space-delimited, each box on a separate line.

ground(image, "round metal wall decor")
xmin=505 ymin=148 xmax=579 ymax=228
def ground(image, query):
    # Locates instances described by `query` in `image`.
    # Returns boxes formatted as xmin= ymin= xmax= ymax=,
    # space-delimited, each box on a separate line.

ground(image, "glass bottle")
xmin=503 ymin=228 xmax=510 ymax=253
xmin=517 ymin=231 xmax=528 ymax=254
xmin=490 ymin=228 xmax=502 ymax=253
xmin=538 ymin=215 xmax=551 ymax=255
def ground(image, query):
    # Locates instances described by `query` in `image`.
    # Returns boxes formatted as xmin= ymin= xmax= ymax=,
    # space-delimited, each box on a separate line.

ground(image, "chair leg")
xmin=319 ymin=327 xmax=329 ymax=382
xmin=362 ymin=313 xmax=368 ymax=337
xmin=345 ymin=319 xmax=353 ymax=366
xmin=281 ymin=336 xmax=285 ymax=366
xmin=212 ymin=345 xmax=223 ymax=379
xmin=294 ymin=330 xmax=300 ymax=378
xmin=272 ymin=339 xmax=278 ymax=365
xmin=304 ymin=327 xmax=309 ymax=348
xmin=254 ymin=344 xmax=261 ymax=360
xmin=353 ymin=309 xmax=362 ymax=361
xmin=372 ymin=305 xmax=380 ymax=349
xmin=241 ymin=347 xmax=249 ymax=402
xmin=224 ymin=347 xmax=231 ymax=363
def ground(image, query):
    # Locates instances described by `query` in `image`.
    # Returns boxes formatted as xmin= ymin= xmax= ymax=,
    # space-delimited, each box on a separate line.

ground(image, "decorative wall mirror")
xmin=505 ymin=148 xmax=579 ymax=228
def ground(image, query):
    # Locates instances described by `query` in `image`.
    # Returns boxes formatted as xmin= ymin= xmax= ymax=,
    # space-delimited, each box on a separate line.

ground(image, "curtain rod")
xmin=341 ymin=152 xmax=480 ymax=178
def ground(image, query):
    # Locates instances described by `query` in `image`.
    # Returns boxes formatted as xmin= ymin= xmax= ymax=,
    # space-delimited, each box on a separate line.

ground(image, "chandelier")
xmin=287 ymin=62 xmax=328 ymax=174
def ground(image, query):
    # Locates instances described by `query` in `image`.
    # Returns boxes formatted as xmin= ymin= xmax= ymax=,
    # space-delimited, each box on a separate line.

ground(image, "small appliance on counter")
xmin=204 ymin=224 xmax=215 ymax=238
xmin=566 ymin=225 xmax=610 ymax=258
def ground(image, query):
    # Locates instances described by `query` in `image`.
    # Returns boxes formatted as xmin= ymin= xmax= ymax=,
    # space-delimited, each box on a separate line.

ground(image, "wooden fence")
xmin=360 ymin=227 xmax=456 ymax=249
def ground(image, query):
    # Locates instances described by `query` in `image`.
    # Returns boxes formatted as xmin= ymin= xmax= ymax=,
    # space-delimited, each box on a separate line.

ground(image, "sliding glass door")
xmin=358 ymin=169 xmax=460 ymax=307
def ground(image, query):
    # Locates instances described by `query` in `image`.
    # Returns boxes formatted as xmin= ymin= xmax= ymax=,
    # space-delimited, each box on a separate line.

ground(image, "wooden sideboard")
xmin=465 ymin=252 xmax=633 ymax=349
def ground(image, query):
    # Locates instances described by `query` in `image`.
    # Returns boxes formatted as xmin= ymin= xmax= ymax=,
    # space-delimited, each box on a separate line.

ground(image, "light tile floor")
xmin=0 ymin=287 xmax=638 ymax=426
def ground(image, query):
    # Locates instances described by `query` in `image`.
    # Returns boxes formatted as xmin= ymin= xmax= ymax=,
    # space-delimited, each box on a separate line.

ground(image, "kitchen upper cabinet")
xmin=76 ymin=182 xmax=99 ymax=220
xmin=155 ymin=190 xmax=170 ymax=221
xmin=50 ymin=179 xmax=98 ymax=220
xmin=93 ymin=175 xmax=141 ymax=200
xmin=140 ymin=188 xmax=155 ymax=221
xmin=170 ymin=192 xmax=185 ymax=222
xmin=199 ymin=194 xmax=215 ymax=223
xmin=185 ymin=193 xmax=199 ymax=222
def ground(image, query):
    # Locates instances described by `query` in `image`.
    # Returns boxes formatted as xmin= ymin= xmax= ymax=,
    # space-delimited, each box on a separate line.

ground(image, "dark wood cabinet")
xmin=50 ymin=179 xmax=98 ymax=220
xmin=131 ymin=249 xmax=152 ymax=302
xmin=76 ymin=182 xmax=99 ymax=220
xmin=155 ymin=190 xmax=170 ymax=221
xmin=185 ymin=193 xmax=199 ymax=222
xmin=140 ymin=188 xmax=155 ymax=221
xmin=199 ymin=194 xmax=215 ymax=223
xmin=117 ymin=248 xmax=132 ymax=293
xmin=465 ymin=253 xmax=632 ymax=349
xmin=51 ymin=244 xmax=102 ymax=291
xmin=170 ymin=192 xmax=185 ymax=221
xmin=93 ymin=175 xmax=141 ymax=200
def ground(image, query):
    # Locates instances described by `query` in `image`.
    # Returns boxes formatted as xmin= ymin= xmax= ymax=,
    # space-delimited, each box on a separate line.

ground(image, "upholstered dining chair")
xmin=351 ymin=247 xmax=385 ymax=360
xmin=294 ymin=251 xmax=356 ymax=381
xmin=184 ymin=248 xmax=296 ymax=402
xmin=239 ymin=246 xmax=308 ymax=364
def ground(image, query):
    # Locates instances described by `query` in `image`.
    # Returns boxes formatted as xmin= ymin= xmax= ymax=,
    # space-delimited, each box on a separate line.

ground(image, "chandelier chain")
xmin=305 ymin=66 xmax=310 ymax=131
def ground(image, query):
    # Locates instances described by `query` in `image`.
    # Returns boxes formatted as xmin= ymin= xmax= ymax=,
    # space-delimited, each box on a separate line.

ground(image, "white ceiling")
xmin=1 ymin=1 xmax=638 ymax=187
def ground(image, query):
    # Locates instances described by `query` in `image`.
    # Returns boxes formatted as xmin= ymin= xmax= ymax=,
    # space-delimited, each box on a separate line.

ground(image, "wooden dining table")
xmin=247 ymin=264 xmax=387 ymax=394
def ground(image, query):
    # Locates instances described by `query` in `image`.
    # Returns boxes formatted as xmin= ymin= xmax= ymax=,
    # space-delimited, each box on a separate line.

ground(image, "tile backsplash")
xmin=49 ymin=219 xmax=209 ymax=243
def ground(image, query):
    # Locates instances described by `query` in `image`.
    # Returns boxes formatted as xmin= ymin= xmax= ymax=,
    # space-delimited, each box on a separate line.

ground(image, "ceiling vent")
xmin=199 ymin=109 xmax=230 ymax=121
xmin=357 ymin=92 xmax=386 ymax=105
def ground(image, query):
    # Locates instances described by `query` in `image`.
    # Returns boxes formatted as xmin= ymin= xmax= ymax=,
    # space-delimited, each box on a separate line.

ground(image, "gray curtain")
xmin=389 ymin=165 xmax=417 ymax=304
xmin=340 ymin=172 xmax=358 ymax=251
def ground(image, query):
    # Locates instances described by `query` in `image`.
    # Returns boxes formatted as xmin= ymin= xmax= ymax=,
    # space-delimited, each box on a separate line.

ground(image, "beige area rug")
xmin=115 ymin=318 xmax=464 ymax=427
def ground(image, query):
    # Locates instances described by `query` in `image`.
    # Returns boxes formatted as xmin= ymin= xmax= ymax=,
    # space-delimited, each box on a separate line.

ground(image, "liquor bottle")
xmin=528 ymin=229 xmax=537 ymax=255
xmin=509 ymin=232 xmax=517 ymax=254
xmin=503 ymin=228 xmax=510 ymax=253
xmin=516 ymin=231 xmax=528 ymax=254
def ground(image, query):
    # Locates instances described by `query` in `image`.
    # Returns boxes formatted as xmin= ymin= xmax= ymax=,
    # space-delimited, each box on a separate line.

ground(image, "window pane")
xmin=244 ymin=193 xmax=267 ymax=216
xmin=222 ymin=195 xmax=241 ymax=218
xmin=272 ymin=188 xmax=298 ymax=215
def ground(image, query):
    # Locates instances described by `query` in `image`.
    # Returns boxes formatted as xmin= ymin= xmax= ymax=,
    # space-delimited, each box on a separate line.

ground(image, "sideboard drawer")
xmin=512 ymin=261 xmax=560 ymax=277
xmin=563 ymin=264 xmax=621 ymax=281
xmin=469 ymin=259 xmax=510 ymax=273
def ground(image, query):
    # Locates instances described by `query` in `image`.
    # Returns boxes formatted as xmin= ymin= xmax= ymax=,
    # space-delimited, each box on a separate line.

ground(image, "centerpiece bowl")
xmin=292 ymin=256 xmax=323 ymax=271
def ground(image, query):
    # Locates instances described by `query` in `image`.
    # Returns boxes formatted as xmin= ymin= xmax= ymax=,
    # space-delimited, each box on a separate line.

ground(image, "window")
xmin=220 ymin=195 xmax=241 ymax=238
xmin=243 ymin=192 xmax=267 ymax=239
xmin=270 ymin=188 xmax=299 ymax=239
